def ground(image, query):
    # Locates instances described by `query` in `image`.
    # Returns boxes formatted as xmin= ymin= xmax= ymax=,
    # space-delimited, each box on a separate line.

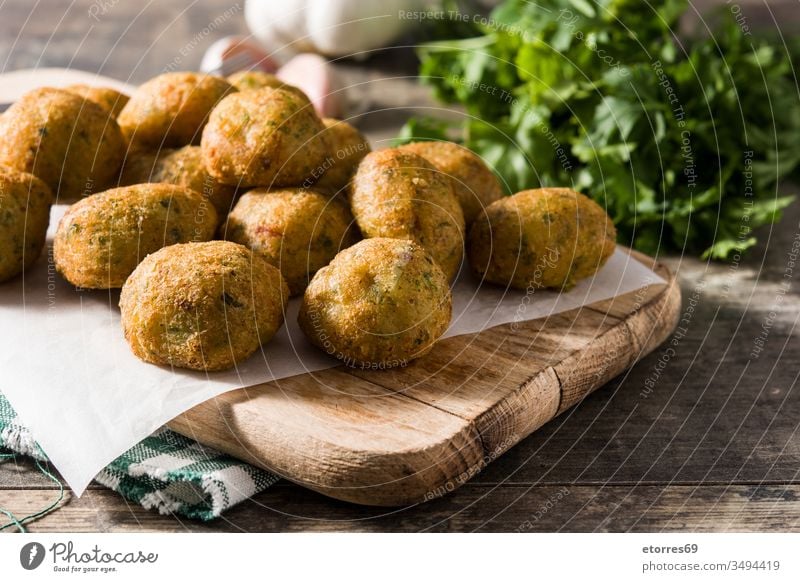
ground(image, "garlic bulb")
xmin=244 ymin=0 xmax=435 ymax=59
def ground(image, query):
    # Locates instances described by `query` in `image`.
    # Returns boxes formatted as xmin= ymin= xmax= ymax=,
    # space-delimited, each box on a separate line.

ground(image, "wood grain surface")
xmin=167 ymin=250 xmax=680 ymax=506
xmin=1 ymin=0 xmax=799 ymax=532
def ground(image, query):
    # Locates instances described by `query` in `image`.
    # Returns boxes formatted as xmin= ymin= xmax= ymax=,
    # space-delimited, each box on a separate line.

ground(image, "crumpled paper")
xmin=0 ymin=206 xmax=664 ymax=494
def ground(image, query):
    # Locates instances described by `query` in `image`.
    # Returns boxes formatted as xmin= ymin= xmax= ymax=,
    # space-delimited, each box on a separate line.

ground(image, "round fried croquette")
xmin=54 ymin=183 xmax=217 ymax=289
xmin=227 ymin=71 xmax=311 ymax=105
xmin=221 ymin=188 xmax=359 ymax=296
xmin=0 ymin=88 xmax=126 ymax=200
xmin=298 ymin=238 xmax=451 ymax=368
xmin=119 ymin=146 xmax=237 ymax=218
xmin=201 ymin=87 xmax=329 ymax=188
xmin=227 ymin=71 xmax=285 ymax=91
xmin=468 ymin=188 xmax=617 ymax=290
xmin=64 ymin=84 xmax=130 ymax=119
xmin=314 ymin=118 xmax=371 ymax=193
xmin=397 ymin=141 xmax=503 ymax=225
xmin=120 ymin=241 xmax=288 ymax=372
xmin=117 ymin=72 xmax=236 ymax=148
xmin=0 ymin=167 xmax=53 ymax=282
xmin=348 ymin=149 xmax=465 ymax=281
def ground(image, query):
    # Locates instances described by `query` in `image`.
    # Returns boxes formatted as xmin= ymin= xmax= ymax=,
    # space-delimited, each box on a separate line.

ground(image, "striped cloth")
xmin=0 ymin=393 xmax=279 ymax=520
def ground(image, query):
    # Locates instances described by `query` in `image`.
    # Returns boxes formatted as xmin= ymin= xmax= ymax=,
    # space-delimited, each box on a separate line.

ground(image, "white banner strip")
xmin=1 ymin=533 xmax=798 ymax=581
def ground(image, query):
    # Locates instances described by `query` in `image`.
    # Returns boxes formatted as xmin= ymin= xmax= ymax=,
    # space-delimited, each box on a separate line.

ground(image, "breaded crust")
xmin=201 ymin=87 xmax=329 ymax=188
xmin=118 ymin=72 xmax=236 ymax=148
xmin=0 ymin=166 xmax=53 ymax=282
xmin=54 ymin=183 xmax=218 ymax=289
xmin=227 ymin=71 xmax=285 ymax=91
xmin=298 ymin=238 xmax=451 ymax=368
xmin=348 ymin=149 xmax=465 ymax=281
xmin=119 ymin=145 xmax=237 ymax=219
xmin=0 ymin=87 xmax=126 ymax=200
xmin=314 ymin=118 xmax=371 ymax=193
xmin=65 ymin=84 xmax=130 ymax=119
xmin=120 ymin=240 xmax=288 ymax=371
xmin=221 ymin=187 xmax=359 ymax=296
xmin=397 ymin=141 xmax=503 ymax=225
xmin=468 ymin=188 xmax=617 ymax=290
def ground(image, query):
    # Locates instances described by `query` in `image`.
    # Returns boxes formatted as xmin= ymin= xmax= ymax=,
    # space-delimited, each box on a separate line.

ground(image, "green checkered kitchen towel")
xmin=0 ymin=393 xmax=279 ymax=521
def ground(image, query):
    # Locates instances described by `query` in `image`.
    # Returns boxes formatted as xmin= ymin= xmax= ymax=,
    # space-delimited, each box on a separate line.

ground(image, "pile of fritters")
xmin=0 ymin=71 xmax=615 ymax=372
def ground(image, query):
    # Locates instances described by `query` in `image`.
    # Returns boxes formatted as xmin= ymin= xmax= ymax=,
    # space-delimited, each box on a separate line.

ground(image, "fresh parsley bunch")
xmin=399 ymin=0 xmax=800 ymax=259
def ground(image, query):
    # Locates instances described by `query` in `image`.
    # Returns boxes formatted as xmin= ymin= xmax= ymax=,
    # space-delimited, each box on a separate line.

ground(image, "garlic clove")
xmin=277 ymin=53 xmax=345 ymax=118
xmin=200 ymin=36 xmax=279 ymax=77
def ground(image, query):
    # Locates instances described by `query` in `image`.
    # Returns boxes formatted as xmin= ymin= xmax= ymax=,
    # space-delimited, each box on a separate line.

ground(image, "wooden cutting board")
xmin=169 ymin=249 xmax=681 ymax=506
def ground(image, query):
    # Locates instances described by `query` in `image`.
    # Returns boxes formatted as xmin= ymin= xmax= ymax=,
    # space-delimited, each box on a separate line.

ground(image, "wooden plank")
xmin=172 ymin=369 xmax=486 ymax=506
xmin=5 ymin=484 xmax=799 ymax=533
xmin=169 ymin=250 xmax=681 ymax=506
xmin=554 ymin=261 xmax=680 ymax=412
xmin=469 ymin=267 xmax=800 ymax=486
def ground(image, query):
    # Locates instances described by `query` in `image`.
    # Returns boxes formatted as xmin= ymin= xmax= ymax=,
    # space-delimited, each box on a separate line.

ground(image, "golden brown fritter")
xmin=201 ymin=87 xmax=329 ymax=188
xmin=119 ymin=145 xmax=237 ymax=219
xmin=397 ymin=141 xmax=504 ymax=225
xmin=314 ymin=118 xmax=371 ymax=193
xmin=120 ymin=240 xmax=288 ymax=372
xmin=227 ymin=71 xmax=285 ymax=91
xmin=117 ymin=72 xmax=236 ymax=148
xmin=0 ymin=167 xmax=53 ymax=282
xmin=54 ymin=183 xmax=217 ymax=289
xmin=0 ymin=88 xmax=126 ymax=201
xmin=221 ymin=188 xmax=359 ymax=296
xmin=227 ymin=71 xmax=311 ymax=104
xmin=348 ymin=149 xmax=465 ymax=281
xmin=298 ymin=238 xmax=451 ymax=368
xmin=64 ymin=84 xmax=130 ymax=119
xmin=468 ymin=188 xmax=617 ymax=290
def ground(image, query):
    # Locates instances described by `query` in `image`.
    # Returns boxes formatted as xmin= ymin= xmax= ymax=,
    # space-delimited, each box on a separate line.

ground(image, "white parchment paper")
xmin=0 ymin=206 xmax=665 ymax=495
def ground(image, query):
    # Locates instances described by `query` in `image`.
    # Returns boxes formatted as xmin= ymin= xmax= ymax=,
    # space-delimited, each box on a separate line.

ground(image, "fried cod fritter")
xmin=0 ymin=167 xmax=53 ymax=282
xmin=120 ymin=240 xmax=288 ymax=371
xmin=348 ymin=149 xmax=465 ymax=281
xmin=397 ymin=141 xmax=503 ymax=225
xmin=118 ymin=72 xmax=236 ymax=148
xmin=227 ymin=71 xmax=311 ymax=105
xmin=313 ymin=118 xmax=371 ymax=193
xmin=64 ymin=84 xmax=130 ymax=119
xmin=201 ymin=87 xmax=329 ymax=188
xmin=119 ymin=145 xmax=237 ymax=219
xmin=221 ymin=187 xmax=359 ymax=296
xmin=298 ymin=238 xmax=451 ymax=368
xmin=227 ymin=71 xmax=285 ymax=91
xmin=468 ymin=188 xmax=617 ymax=290
xmin=0 ymin=88 xmax=126 ymax=200
xmin=54 ymin=183 xmax=217 ymax=289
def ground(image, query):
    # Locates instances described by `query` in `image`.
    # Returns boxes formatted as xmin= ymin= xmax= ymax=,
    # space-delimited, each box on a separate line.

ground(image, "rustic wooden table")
xmin=1 ymin=0 xmax=799 ymax=532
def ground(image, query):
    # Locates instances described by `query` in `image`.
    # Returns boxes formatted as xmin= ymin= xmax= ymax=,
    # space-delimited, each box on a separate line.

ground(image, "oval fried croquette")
xmin=221 ymin=188 xmax=359 ymax=296
xmin=314 ymin=118 xmax=371 ymax=193
xmin=119 ymin=145 xmax=237 ymax=219
xmin=201 ymin=87 xmax=329 ymax=188
xmin=54 ymin=183 xmax=218 ymax=289
xmin=0 ymin=88 xmax=126 ymax=200
xmin=0 ymin=167 xmax=53 ymax=282
xmin=468 ymin=188 xmax=617 ymax=290
xmin=298 ymin=238 xmax=451 ymax=368
xmin=120 ymin=241 xmax=288 ymax=371
xmin=118 ymin=72 xmax=236 ymax=148
xmin=348 ymin=149 xmax=465 ymax=281
xmin=65 ymin=84 xmax=130 ymax=119
xmin=397 ymin=141 xmax=503 ymax=225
